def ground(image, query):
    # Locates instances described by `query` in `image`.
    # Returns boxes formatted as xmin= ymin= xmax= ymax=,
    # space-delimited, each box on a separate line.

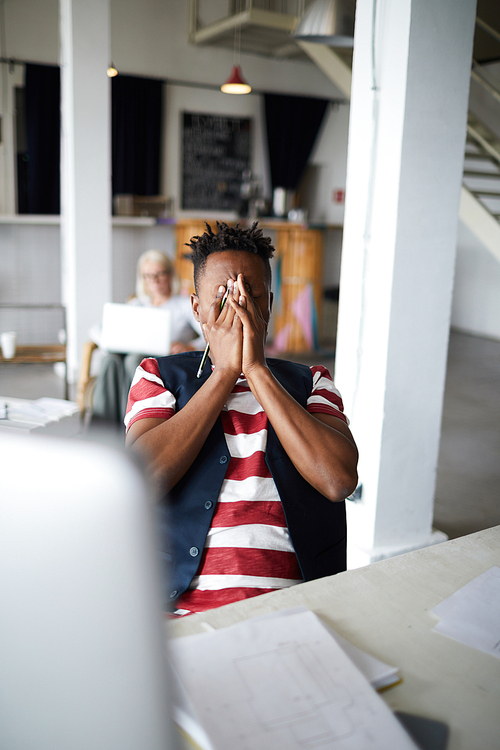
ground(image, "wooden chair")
xmin=76 ymin=341 xmax=98 ymax=415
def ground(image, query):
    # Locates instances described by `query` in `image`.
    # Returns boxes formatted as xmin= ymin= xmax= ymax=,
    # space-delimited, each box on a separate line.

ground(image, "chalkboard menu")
xmin=182 ymin=113 xmax=251 ymax=211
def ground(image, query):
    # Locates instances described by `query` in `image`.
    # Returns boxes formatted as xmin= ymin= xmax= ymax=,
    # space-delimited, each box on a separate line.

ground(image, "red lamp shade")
xmin=221 ymin=65 xmax=251 ymax=95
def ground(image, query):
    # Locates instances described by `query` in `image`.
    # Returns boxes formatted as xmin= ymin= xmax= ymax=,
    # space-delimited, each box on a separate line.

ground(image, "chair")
xmin=76 ymin=340 xmax=98 ymax=415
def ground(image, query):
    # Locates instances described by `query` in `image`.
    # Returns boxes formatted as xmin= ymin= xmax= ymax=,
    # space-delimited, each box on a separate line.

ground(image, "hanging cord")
xmin=234 ymin=22 xmax=242 ymax=67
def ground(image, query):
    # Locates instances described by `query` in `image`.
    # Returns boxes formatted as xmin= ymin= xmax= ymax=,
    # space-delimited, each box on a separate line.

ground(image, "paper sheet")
xmin=170 ymin=608 xmax=416 ymax=750
xmin=431 ymin=566 xmax=500 ymax=659
xmin=0 ymin=397 xmax=78 ymax=425
xmin=249 ymin=606 xmax=400 ymax=690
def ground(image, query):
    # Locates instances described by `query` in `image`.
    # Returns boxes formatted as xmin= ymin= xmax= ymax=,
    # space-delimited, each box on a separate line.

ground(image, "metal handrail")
xmin=471 ymin=60 xmax=500 ymax=105
xmin=476 ymin=16 xmax=500 ymax=46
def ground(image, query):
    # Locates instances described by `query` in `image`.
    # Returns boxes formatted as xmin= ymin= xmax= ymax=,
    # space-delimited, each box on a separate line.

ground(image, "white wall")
xmin=452 ymin=221 xmax=500 ymax=340
xmin=306 ymin=102 xmax=350 ymax=226
xmin=2 ymin=0 xmax=59 ymax=62
xmin=0 ymin=221 xmax=62 ymax=344
xmin=163 ymin=83 xmax=271 ymax=215
xmin=0 ymin=223 xmax=60 ymax=304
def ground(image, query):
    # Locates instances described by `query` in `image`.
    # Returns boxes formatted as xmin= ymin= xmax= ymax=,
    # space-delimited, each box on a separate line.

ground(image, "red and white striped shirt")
xmin=125 ymin=360 xmax=347 ymax=615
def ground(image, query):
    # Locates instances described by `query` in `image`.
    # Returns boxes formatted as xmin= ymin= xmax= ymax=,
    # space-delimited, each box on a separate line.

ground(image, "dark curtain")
xmin=112 ymin=75 xmax=163 ymax=196
xmin=264 ymin=93 xmax=328 ymax=191
xmin=23 ymin=63 xmax=60 ymax=214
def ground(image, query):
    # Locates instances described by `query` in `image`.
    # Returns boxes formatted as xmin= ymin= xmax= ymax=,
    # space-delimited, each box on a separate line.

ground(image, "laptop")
xmin=100 ymin=302 xmax=172 ymax=356
xmin=0 ymin=431 xmax=177 ymax=749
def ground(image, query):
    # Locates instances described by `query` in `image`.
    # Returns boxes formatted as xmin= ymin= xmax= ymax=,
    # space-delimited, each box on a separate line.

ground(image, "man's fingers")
xmin=207 ymin=285 xmax=227 ymax=324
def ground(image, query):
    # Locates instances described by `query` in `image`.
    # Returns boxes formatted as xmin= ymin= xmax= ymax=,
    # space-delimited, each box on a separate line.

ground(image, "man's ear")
xmin=191 ymin=293 xmax=200 ymax=321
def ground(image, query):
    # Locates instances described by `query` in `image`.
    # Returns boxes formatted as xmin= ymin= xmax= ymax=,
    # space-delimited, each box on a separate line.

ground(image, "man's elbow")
xmin=325 ymin=469 xmax=358 ymax=503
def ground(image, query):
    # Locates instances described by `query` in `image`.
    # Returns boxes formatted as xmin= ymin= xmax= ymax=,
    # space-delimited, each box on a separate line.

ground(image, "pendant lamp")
xmin=221 ymin=65 xmax=251 ymax=95
xmin=221 ymin=24 xmax=251 ymax=94
xmin=292 ymin=0 xmax=355 ymax=47
xmin=107 ymin=63 xmax=118 ymax=77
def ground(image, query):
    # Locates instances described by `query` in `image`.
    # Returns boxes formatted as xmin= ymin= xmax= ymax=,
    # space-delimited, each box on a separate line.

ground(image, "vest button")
xmin=204 ymin=500 xmax=213 ymax=510
xmin=170 ymin=590 xmax=178 ymax=599
xmin=219 ymin=455 xmax=228 ymax=464
xmin=189 ymin=546 xmax=199 ymax=557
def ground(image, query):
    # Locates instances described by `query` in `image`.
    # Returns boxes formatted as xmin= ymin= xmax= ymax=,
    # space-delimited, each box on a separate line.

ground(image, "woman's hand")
xmin=205 ymin=283 xmax=243 ymax=377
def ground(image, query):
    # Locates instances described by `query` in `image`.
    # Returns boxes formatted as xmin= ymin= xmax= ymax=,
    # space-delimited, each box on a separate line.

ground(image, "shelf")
xmin=111 ymin=216 xmax=157 ymax=227
xmin=0 ymin=214 xmax=343 ymax=230
xmin=0 ymin=344 xmax=66 ymax=365
xmin=0 ymin=215 xmax=158 ymax=227
xmin=0 ymin=215 xmax=60 ymax=225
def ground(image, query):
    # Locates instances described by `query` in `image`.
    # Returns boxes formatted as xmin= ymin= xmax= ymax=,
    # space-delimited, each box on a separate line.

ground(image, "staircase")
xmin=459 ymin=17 xmax=500 ymax=262
xmin=464 ymin=112 xmax=500 ymax=224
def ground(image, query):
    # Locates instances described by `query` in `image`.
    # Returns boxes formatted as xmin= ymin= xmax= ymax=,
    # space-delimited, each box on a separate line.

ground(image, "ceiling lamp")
xmin=292 ymin=0 xmax=355 ymax=47
xmin=221 ymin=25 xmax=251 ymax=95
xmin=107 ymin=63 xmax=118 ymax=78
xmin=221 ymin=65 xmax=251 ymax=95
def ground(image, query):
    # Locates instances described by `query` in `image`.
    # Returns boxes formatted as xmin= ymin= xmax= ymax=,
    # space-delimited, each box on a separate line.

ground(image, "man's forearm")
xmin=127 ymin=368 xmax=238 ymax=493
xmin=245 ymin=365 xmax=358 ymax=502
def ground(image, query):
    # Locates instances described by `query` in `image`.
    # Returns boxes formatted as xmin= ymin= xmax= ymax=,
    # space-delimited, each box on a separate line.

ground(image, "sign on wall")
xmin=182 ymin=112 xmax=251 ymax=211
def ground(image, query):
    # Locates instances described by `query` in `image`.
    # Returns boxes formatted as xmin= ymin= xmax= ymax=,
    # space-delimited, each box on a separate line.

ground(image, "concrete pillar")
xmin=334 ymin=0 xmax=477 ymax=568
xmin=59 ymin=0 xmax=112 ymax=381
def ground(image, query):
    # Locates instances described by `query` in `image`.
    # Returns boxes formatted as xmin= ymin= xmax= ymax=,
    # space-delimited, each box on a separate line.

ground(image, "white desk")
xmin=169 ymin=526 xmax=500 ymax=750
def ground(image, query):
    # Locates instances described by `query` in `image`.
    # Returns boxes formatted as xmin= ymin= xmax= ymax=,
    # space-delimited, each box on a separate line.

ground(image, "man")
xmin=125 ymin=222 xmax=358 ymax=615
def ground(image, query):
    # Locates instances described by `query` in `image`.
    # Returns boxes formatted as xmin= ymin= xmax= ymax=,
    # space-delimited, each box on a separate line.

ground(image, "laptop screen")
xmin=100 ymin=303 xmax=172 ymax=356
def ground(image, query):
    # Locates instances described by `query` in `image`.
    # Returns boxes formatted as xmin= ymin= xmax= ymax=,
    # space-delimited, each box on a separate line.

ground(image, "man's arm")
xmin=126 ymin=285 xmax=243 ymax=493
xmin=126 ymin=368 xmax=236 ymax=493
xmin=245 ymin=368 xmax=358 ymax=502
xmin=229 ymin=274 xmax=358 ymax=502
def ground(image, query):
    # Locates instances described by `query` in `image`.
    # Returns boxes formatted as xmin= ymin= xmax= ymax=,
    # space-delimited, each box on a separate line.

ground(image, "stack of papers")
xmin=0 ymin=397 xmax=80 ymax=436
xmin=169 ymin=607 xmax=415 ymax=750
xmin=431 ymin=566 xmax=500 ymax=659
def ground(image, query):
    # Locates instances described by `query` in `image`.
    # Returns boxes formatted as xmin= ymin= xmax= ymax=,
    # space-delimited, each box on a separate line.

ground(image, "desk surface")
xmin=169 ymin=526 xmax=500 ymax=750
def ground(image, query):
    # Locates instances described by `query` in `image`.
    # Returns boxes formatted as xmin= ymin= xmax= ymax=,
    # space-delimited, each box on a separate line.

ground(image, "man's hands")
xmin=206 ymin=274 xmax=269 ymax=378
xmin=204 ymin=283 xmax=243 ymax=378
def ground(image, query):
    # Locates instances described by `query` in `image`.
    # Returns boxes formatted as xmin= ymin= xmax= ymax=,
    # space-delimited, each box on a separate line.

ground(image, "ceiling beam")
xmin=296 ymin=40 xmax=352 ymax=99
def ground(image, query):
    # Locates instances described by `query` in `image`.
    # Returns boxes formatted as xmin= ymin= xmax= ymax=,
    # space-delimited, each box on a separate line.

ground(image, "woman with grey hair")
xmin=91 ymin=250 xmax=203 ymax=424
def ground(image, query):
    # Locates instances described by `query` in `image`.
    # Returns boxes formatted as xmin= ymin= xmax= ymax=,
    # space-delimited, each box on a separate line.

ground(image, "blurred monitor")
xmin=0 ymin=432 xmax=176 ymax=750
xmin=100 ymin=303 xmax=172 ymax=356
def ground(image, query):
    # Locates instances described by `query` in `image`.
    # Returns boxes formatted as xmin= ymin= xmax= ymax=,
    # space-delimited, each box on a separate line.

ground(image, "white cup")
xmin=1 ymin=331 xmax=17 ymax=359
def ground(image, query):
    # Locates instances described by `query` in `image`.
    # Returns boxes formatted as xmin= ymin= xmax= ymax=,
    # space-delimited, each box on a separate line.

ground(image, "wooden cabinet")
xmin=270 ymin=225 xmax=324 ymax=353
xmin=174 ymin=219 xmax=208 ymax=296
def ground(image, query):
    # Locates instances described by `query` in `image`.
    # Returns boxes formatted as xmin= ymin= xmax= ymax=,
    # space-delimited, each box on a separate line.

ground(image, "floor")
xmin=433 ymin=331 xmax=500 ymax=539
xmin=1 ymin=330 xmax=499 ymax=540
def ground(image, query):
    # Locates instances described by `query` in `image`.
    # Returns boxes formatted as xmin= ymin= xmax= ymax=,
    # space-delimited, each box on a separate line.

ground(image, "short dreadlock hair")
xmin=185 ymin=221 xmax=275 ymax=293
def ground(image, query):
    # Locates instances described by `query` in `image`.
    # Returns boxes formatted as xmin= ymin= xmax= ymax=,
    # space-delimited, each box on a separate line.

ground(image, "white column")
xmin=59 ymin=0 xmax=112 ymax=382
xmin=335 ymin=0 xmax=477 ymax=567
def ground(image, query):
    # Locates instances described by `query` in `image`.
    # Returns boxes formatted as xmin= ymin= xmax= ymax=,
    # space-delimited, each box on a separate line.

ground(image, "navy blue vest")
xmin=155 ymin=352 xmax=346 ymax=607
